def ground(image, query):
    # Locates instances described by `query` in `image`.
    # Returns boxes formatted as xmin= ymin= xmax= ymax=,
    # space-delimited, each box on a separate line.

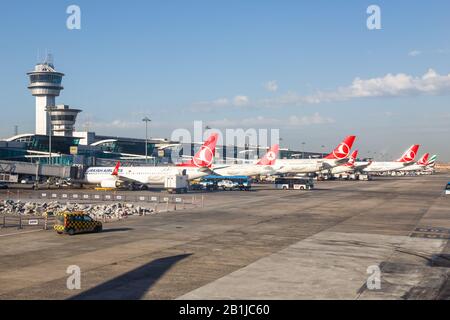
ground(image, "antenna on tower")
xmin=44 ymin=53 xmax=54 ymax=68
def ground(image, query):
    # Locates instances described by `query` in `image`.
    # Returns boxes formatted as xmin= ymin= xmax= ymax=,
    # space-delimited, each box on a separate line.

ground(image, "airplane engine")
xmin=100 ymin=180 xmax=120 ymax=188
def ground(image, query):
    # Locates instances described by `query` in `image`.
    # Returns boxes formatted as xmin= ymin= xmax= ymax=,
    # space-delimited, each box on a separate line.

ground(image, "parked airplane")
xmin=398 ymin=153 xmax=429 ymax=172
xmin=84 ymin=133 xmax=219 ymax=189
xmin=362 ymin=145 xmax=420 ymax=173
xmin=274 ymin=136 xmax=357 ymax=174
xmin=426 ymin=155 xmax=437 ymax=169
xmin=211 ymin=144 xmax=280 ymax=176
xmin=322 ymin=150 xmax=359 ymax=175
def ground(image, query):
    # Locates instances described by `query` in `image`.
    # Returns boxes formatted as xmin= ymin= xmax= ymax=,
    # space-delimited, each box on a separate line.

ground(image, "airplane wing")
xmin=113 ymin=174 xmax=143 ymax=185
xmin=353 ymin=161 xmax=372 ymax=171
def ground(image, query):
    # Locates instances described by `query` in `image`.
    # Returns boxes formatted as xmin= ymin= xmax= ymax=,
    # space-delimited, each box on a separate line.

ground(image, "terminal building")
xmin=0 ymin=56 xmax=325 ymax=170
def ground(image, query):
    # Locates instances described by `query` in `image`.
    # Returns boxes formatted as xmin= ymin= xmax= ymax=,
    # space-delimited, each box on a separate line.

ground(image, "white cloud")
xmin=265 ymin=69 xmax=450 ymax=106
xmin=264 ymin=80 xmax=278 ymax=92
xmin=287 ymin=113 xmax=335 ymax=126
xmin=408 ymin=50 xmax=421 ymax=57
xmin=191 ymin=69 xmax=450 ymax=112
xmin=191 ymin=95 xmax=249 ymax=111
xmin=233 ymin=95 xmax=249 ymax=106
xmin=437 ymin=49 xmax=450 ymax=55
xmin=209 ymin=113 xmax=334 ymax=128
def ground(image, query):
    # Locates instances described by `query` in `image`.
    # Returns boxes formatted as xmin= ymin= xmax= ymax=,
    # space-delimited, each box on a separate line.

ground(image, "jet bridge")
xmin=0 ymin=160 xmax=77 ymax=179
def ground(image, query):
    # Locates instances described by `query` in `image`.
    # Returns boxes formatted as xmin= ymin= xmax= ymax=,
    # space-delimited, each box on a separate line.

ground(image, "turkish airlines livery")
xmin=211 ymin=144 xmax=280 ymax=176
xmin=274 ymin=136 xmax=357 ymax=174
xmin=398 ymin=153 xmax=429 ymax=172
xmin=362 ymin=145 xmax=420 ymax=173
xmin=84 ymin=133 xmax=219 ymax=189
xmin=324 ymin=150 xmax=358 ymax=175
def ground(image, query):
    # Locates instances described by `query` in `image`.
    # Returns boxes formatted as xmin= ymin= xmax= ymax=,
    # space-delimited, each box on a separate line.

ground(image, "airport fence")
xmin=0 ymin=190 xmax=204 ymax=207
xmin=0 ymin=213 xmax=133 ymax=231
xmin=0 ymin=214 xmax=55 ymax=231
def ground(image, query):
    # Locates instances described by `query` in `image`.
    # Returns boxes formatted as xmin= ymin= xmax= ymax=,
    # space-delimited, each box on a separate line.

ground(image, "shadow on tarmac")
xmin=69 ymin=253 xmax=192 ymax=300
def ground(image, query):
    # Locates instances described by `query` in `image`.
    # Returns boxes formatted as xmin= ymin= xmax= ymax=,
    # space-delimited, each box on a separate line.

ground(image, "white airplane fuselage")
xmin=363 ymin=161 xmax=408 ymax=173
xmin=275 ymin=158 xmax=344 ymax=174
xmin=85 ymin=166 xmax=207 ymax=186
xmin=325 ymin=165 xmax=353 ymax=175
xmin=398 ymin=164 xmax=426 ymax=172
xmin=212 ymin=164 xmax=275 ymax=177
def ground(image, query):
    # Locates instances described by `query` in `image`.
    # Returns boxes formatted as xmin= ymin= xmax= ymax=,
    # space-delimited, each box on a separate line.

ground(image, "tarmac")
xmin=0 ymin=174 xmax=449 ymax=300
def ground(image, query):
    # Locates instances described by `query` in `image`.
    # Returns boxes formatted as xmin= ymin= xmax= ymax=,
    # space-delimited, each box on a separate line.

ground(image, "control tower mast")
xmin=27 ymin=55 xmax=64 ymax=135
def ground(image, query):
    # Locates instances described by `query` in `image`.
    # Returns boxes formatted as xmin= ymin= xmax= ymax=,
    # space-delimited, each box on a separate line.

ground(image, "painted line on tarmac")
xmin=0 ymin=229 xmax=43 ymax=237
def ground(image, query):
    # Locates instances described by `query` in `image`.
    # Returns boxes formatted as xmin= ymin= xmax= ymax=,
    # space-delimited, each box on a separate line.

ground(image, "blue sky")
xmin=1 ymin=0 xmax=450 ymax=160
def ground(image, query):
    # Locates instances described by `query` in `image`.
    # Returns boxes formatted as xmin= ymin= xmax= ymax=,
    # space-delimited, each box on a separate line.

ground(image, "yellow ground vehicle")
xmin=54 ymin=212 xmax=103 ymax=235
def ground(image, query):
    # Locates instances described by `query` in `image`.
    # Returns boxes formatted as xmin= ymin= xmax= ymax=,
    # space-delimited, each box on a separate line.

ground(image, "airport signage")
xmin=28 ymin=220 xmax=39 ymax=226
xmin=70 ymin=146 xmax=78 ymax=155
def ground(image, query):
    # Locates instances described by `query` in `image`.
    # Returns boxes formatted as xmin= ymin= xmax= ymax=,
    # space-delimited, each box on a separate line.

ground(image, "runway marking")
xmin=0 ymin=229 xmax=43 ymax=237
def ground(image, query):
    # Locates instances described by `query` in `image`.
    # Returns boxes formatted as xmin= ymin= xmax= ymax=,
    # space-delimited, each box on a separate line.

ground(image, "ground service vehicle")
xmin=275 ymin=177 xmax=314 ymax=190
xmin=446 ymin=183 xmax=450 ymax=195
xmin=202 ymin=176 xmax=252 ymax=191
xmin=218 ymin=180 xmax=239 ymax=191
xmin=165 ymin=175 xmax=189 ymax=193
xmin=54 ymin=212 xmax=103 ymax=235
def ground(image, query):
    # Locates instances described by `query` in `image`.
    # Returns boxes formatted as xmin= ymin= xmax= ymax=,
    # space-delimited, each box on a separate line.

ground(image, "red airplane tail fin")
xmin=324 ymin=136 xmax=356 ymax=160
xmin=112 ymin=161 xmax=121 ymax=176
xmin=396 ymin=145 xmax=420 ymax=163
xmin=345 ymin=150 xmax=358 ymax=167
xmin=417 ymin=153 xmax=429 ymax=166
xmin=178 ymin=133 xmax=219 ymax=168
xmin=257 ymin=144 xmax=279 ymax=165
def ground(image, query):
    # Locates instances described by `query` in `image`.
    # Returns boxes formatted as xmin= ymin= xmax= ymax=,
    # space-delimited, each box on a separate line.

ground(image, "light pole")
xmin=142 ymin=117 xmax=151 ymax=164
xmin=301 ymin=142 xmax=306 ymax=159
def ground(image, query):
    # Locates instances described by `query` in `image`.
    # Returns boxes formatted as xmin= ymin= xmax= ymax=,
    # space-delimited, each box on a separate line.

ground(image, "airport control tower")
xmin=27 ymin=55 xmax=64 ymax=135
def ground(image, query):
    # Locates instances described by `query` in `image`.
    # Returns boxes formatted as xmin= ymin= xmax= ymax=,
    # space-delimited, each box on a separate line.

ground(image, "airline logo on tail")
xmin=178 ymin=133 xmax=219 ymax=168
xmin=396 ymin=145 xmax=419 ymax=163
xmin=417 ymin=153 xmax=429 ymax=166
xmin=257 ymin=144 xmax=279 ymax=166
xmin=112 ymin=161 xmax=121 ymax=176
xmin=324 ymin=136 xmax=356 ymax=160
xmin=427 ymin=155 xmax=437 ymax=167
xmin=345 ymin=150 xmax=358 ymax=167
